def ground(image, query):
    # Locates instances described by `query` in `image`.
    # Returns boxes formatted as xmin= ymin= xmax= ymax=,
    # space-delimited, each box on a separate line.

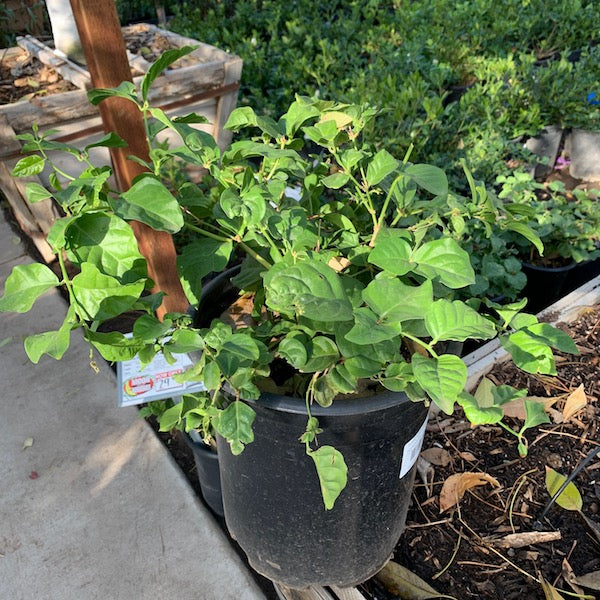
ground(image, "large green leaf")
xmin=500 ymin=331 xmax=556 ymax=375
xmin=412 ymin=354 xmax=467 ymax=414
xmin=0 ymin=263 xmax=59 ymax=312
xmin=307 ymin=445 xmax=348 ymax=510
xmin=141 ymin=45 xmax=197 ymax=101
xmin=404 ymin=163 xmax=448 ymax=196
xmin=366 ymin=149 xmax=399 ymax=187
xmin=65 ymin=213 xmax=147 ymax=281
xmin=368 ymin=229 xmax=413 ymax=275
xmin=523 ymin=323 xmax=578 ymax=354
xmin=457 ymin=392 xmax=504 ymax=425
xmin=213 ymin=401 xmax=256 ymax=455
xmin=345 ymin=307 xmax=403 ymax=344
xmin=117 ymin=177 xmax=184 ymax=233
xmin=263 ymin=259 xmax=353 ymax=322
xmin=363 ymin=277 xmax=432 ymax=323
xmin=280 ymin=98 xmax=320 ymax=137
xmin=24 ymin=306 xmax=75 ymax=363
xmin=177 ymin=238 xmax=232 ymax=305
xmin=224 ymin=106 xmax=258 ymax=131
xmin=84 ymin=330 xmax=145 ymax=362
xmin=413 ymin=238 xmax=475 ymax=288
xmin=71 ymin=263 xmax=145 ymax=321
xmin=425 ymin=299 xmax=497 ymax=342
xmin=301 ymin=336 xmax=339 ymax=372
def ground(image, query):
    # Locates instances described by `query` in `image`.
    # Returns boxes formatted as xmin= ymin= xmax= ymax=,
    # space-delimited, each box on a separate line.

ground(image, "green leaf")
xmin=157 ymin=402 xmax=184 ymax=432
xmin=523 ymin=398 xmax=550 ymax=430
xmin=84 ymin=132 xmax=127 ymax=151
xmin=523 ymin=323 xmax=579 ymax=354
xmin=302 ymin=336 xmax=339 ymax=372
xmin=24 ymin=306 xmax=75 ymax=363
xmin=132 ymin=314 xmax=173 ymax=341
xmin=545 ymin=466 xmax=583 ymax=511
xmin=307 ymin=445 xmax=348 ymax=510
xmin=263 ymin=259 xmax=353 ymax=322
xmin=0 ymin=263 xmax=59 ymax=312
xmin=425 ymin=299 xmax=497 ymax=342
xmin=84 ymin=330 xmax=145 ymax=362
xmin=500 ymin=331 xmax=556 ymax=375
xmin=504 ymin=220 xmax=544 ymax=256
xmin=313 ymin=376 xmax=337 ymax=407
xmin=413 ymin=238 xmax=475 ymax=288
xmin=279 ymin=332 xmax=309 ymax=369
xmin=363 ymin=277 xmax=432 ymax=323
xmin=141 ymin=45 xmax=197 ymax=101
xmin=25 ymin=182 xmax=51 ymax=203
xmin=12 ymin=155 xmax=45 ymax=177
xmin=322 ymin=172 xmax=350 ymax=189
xmin=368 ymin=230 xmax=413 ymax=275
xmin=405 ymin=164 xmax=448 ymax=196
xmin=177 ymin=238 xmax=232 ymax=305
xmin=281 ymin=98 xmax=320 ymax=136
xmin=345 ymin=307 xmax=403 ymax=344
xmin=213 ymin=401 xmax=255 ymax=455
xmin=224 ymin=106 xmax=257 ymax=131
xmin=457 ymin=392 xmax=504 ymax=425
xmin=71 ymin=263 xmax=145 ymax=321
xmin=366 ymin=149 xmax=399 ymax=187
xmin=412 ymin=354 xmax=467 ymax=414
xmin=87 ymin=81 xmax=138 ymax=105
xmin=117 ymin=177 xmax=184 ymax=233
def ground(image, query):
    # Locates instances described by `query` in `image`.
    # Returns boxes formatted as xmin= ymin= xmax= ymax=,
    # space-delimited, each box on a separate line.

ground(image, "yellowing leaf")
xmin=375 ymin=560 xmax=456 ymax=600
xmin=439 ymin=472 xmax=500 ymax=513
xmin=320 ymin=111 xmax=353 ymax=128
xmin=563 ymin=384 xmax=587 ymax=421
xmin=540 ymin=576 xmax=567 ymax=600
xmin=544 ymin=466 xmax=583 ymax=511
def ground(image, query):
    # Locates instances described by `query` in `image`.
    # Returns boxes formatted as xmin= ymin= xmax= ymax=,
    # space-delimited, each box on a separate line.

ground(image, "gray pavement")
xmin=0 ymin=213 xmax=265 ymax=600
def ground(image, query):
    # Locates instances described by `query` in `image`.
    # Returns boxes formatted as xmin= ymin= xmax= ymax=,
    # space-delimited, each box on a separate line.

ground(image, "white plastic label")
xmin=399 ymin=417 xmax=427 ymax=479
xmin=117 ymin=343 xmax=205 ymax=407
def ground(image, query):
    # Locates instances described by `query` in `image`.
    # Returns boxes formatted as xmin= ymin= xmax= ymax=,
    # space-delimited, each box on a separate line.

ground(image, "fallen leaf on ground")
xmin=489 ymin=530 xmax=561 ymax=548
xmin=540 ymin=576 xmax=566 ymax=600
xmin=502 ymin=396 xmax=557 ymax=420
xmin=375 ymin=560 xmax=457 ymax=600
xmin=439 ymin=472 xmax=500 ymax=513
xmin=563 ymin=384 xmax=587 ymax=421
xmin=545 ymin=466 xmax=583 ymax=511
xmin=420 ymin=447 xmax=452 ymax=467
xmin=580 ymin=513 xmax=600 ymax=544
xmin=22 ymin=437 xmax=33 ymax=450
xmin=458 ymin=451 xmax=477 ymax=462
xmin=575 ymin=570 xmax=600 ymax=592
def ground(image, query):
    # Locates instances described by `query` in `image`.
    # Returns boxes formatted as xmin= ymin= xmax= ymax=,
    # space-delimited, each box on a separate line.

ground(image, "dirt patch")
xmin=386 ymin=305 xmax=600 ymax=600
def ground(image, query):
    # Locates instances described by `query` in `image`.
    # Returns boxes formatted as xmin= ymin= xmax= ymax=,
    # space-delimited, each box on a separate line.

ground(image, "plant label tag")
xmin=117 ymin=344 xmax=205 ymax=407
xmin=399 ymin=417 xmax=428 ymax=479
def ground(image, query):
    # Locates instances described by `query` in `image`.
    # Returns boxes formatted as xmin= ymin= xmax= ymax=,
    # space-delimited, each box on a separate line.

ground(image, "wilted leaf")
xmin=439 ymin=472 xmax=500 ymax=512
xmin=375 ymin=560 xmax=456 ymax=600
xmin=545 ymin=466 xmax=583 ymax=511
xmin=540 ymin=577 xmax=567 ymax=600
xmin=563 ymin=384 xmax=587 ymax=421
xmin=575 ymin=570 xmax=600 ymax=592
xmin=420 ymin=447 xmax=452 ymax=467
xmin=459 ymin=451 xmax=477 ymax=462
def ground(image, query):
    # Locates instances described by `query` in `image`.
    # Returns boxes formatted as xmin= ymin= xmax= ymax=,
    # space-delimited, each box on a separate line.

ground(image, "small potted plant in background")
xmin=0 ymin=48 xmax=579 ymax=589
xmin=497 ymin=173 xmax=600 ymax=312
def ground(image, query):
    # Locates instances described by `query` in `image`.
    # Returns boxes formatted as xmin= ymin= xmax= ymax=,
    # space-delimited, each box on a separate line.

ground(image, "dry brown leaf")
xmin=375 ymin=560 xmax=457 ymax=600
xmin=420 ymin=447 xmax=452 ymax=467
xmin=458 ymin=451 xmax=477 ymax=462
xmin=439 ymin=472 xmax=500 ymax=513
xmin=328 ymin=256 xmax=351 ymax=272
xmin=575 ymin=570 xmax=600 ymax=592
xmin=502 ymin=396 xmax=557 ymax=420
xmin=491 ymin=530 xmax=561 ymax=548
xmin=563 ymin=384 xmax=587 ymax=421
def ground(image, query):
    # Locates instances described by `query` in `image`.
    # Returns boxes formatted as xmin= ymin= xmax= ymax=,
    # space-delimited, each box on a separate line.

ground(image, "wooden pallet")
xmin=0 ymin=24 xmax=242 ymax=262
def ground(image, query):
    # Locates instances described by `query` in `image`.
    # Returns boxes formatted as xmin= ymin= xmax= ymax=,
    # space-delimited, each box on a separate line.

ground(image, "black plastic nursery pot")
xmin=522 ymin=261 xmax=576 ymax=313
xmin=217 ymin=391 xmax=429 ymax=589
xmin=563 ymin=258 xmax=600 ymax=295
xmin=181 ymin=431 xmax=224 ymax=517
xmin=196 ymin=267 xmax=429 ymax=588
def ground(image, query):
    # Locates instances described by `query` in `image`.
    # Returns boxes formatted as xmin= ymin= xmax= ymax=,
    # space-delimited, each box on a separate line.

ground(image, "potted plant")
xmin=0 ymin=48 xmax=578 ymax=589
xmin=497 ymin=173 xmax=600 ymax=311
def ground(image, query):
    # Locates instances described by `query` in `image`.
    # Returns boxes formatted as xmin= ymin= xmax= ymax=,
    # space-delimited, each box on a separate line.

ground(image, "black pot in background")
xmin=181 ymin=430 xmax=224 ymax=517
xmin=563 ymin=258 xmax=600 ymax=295
xmin=522 ymin=261 xmax=576 ymax=314
xmin=218 ymin=391 xmax=429 ymax=589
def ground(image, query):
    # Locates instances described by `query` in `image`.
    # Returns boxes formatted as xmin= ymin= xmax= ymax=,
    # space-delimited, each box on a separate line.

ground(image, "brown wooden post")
xmin=69 ymin=0 xmax=189 ymax=318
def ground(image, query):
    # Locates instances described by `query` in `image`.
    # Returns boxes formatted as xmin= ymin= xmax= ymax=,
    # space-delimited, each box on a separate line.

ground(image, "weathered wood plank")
xmin=17 ymin=35 xmax=91 ymax=89
xmin=214 ymin=56 xmax=243 ymax=148
xmin=0 ymin=115 xmax=21 ymax=155
xmin=274 ymin=584 xmax=336 ymax=600
xmin=329 ymin=586 xmax=368 ymax=600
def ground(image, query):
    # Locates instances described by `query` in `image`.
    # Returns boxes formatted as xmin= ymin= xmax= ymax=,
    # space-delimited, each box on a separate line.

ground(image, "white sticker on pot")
xmin=116 ymin=343 xmax=205 ymax=407
xmin=399 ymin=417 xmax=428 ymax=479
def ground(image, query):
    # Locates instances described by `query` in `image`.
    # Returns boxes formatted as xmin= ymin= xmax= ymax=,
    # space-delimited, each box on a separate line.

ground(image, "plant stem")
xmin=185 ymin=222 xmax=231 ymax=242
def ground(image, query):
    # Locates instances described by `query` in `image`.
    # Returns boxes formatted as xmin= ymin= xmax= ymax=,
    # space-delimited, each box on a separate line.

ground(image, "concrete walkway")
xmin=0 ymin=213 xmax=265 ymax=599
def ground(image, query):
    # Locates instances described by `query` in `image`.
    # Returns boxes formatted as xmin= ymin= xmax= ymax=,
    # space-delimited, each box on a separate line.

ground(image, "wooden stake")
xmin=68 ymin=0 xmax=189 ymax=318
